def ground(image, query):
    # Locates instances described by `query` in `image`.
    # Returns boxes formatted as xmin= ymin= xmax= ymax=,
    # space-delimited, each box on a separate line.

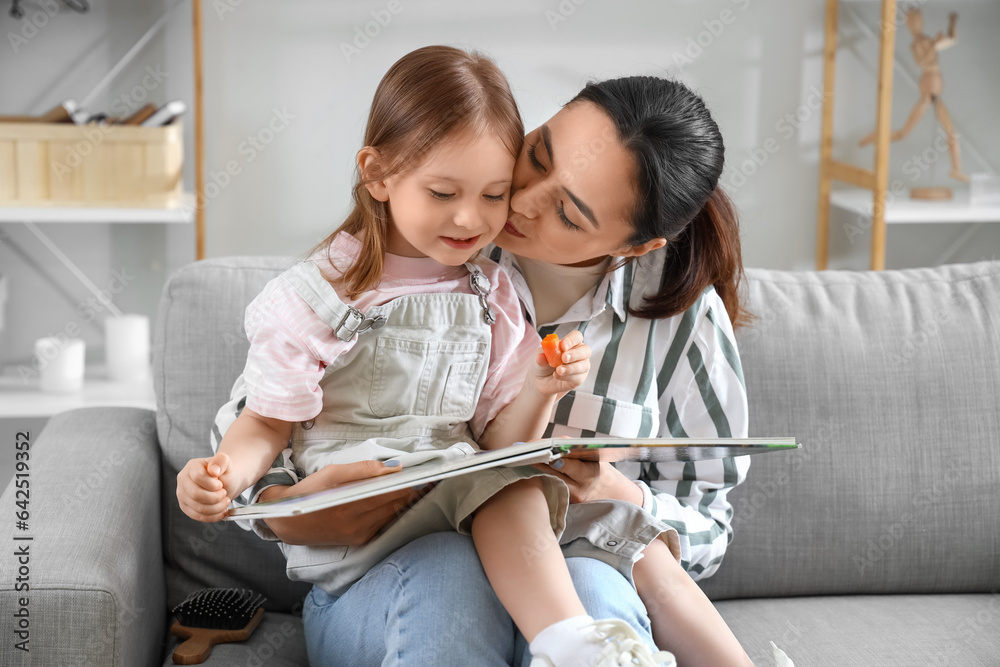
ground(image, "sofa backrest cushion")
xmin=700 ymin=260 xmax=1000 ymax=600
xmin=154 ymin=256 xmax=311 ymax=611
xmin=155 ymin=257 xmax=1000 ymax=605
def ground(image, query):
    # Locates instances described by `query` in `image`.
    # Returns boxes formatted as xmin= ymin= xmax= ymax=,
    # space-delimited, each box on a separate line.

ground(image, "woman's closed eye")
xmin=527 ymin=142 xmax=581 ymax=231
xmin=558 ymin=202 xmax=580 ymax=231
xmin=527 ymin=142 xmax=545 ymax=172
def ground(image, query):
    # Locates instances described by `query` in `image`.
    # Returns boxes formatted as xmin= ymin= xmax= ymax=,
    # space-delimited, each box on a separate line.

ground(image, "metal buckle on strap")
xmin=334 ymin=305 xmax=386 ymax=341
xmin=468 ymin=265 xmax=496 ymax=326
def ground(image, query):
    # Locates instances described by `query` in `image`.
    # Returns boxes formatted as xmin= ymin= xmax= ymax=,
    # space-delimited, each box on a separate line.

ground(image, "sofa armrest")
xmin=0 ymin=407 xmax=165 ymax=667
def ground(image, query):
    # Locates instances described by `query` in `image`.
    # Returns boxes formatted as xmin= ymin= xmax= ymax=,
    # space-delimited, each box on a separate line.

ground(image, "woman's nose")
xmin=511 ymin=179 xmax=550 ymax=220
xmin=510 ymin=186 xmax=535 ymax=219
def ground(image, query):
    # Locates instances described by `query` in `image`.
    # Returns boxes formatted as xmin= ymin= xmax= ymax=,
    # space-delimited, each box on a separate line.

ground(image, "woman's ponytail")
xmin=633 ymin=187 xmax=748 ymax=328
xmin=570 ymin=76 xmax=749 ymax=328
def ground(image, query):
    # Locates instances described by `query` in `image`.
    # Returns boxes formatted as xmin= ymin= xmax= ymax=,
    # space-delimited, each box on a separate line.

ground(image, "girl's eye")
xmin=558 ymin=202 xmax=580 ymax=231
xmin=484 ymin=194 xmax=506 ymax=203
xmin=526 ymin=143 xmax=545 ymax=172
xmin=429 ymin=190 xmax=455 ymax=200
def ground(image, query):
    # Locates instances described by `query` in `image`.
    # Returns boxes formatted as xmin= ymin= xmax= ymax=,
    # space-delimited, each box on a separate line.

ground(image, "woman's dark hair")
xmin=569 ymin=77 xmax=748 ymax=328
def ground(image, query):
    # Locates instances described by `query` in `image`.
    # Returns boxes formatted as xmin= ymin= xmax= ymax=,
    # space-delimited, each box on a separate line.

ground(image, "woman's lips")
xmin=503 ymin=221 xmax=525 ymax=238
xmin=441 ymin=235 xmax=480 ymax=249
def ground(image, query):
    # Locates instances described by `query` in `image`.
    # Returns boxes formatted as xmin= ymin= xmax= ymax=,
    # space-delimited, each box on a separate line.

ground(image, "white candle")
xmin=35 ymin=337 xmax=85 ymax=393
xmin=105 ymin=314 xmax=150 ymax=382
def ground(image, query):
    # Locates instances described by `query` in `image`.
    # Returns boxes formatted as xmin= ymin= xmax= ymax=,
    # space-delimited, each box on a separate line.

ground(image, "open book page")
xmin=226 ymin=437 xmax=799 ymax=521
xmin=552 ymin=437 xmax=799 ymax=462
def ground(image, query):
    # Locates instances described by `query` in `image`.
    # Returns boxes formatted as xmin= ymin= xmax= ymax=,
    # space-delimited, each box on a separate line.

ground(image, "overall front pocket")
xmin=369 ymin=337 xmax=488 ymax=420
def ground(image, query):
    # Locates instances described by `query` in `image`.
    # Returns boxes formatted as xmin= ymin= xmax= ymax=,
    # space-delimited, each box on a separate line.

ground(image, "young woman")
xmin=242 ymin=74 xmax=751 ymax=666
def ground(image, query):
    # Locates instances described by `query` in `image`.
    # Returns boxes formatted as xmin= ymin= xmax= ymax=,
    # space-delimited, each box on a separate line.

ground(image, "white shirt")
xmin=517 ymin=255 xmax=610 ymax=326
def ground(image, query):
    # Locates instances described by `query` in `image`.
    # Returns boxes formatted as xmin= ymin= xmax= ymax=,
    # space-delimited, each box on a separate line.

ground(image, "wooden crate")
xmin=0 ymin=122 xmax=182 ymax=208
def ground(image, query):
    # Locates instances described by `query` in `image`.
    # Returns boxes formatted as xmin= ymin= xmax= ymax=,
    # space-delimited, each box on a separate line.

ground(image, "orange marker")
xmin=541 ymin=333 xmax=562 ymax=367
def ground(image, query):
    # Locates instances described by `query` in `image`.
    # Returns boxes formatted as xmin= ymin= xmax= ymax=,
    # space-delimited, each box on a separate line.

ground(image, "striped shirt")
xmin=238 ymin=244 xmax=750 ymax=580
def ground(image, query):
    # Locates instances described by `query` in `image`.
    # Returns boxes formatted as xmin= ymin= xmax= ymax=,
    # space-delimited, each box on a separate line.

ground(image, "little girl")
xmin=176 ymin=46 xmax=676 ymax=667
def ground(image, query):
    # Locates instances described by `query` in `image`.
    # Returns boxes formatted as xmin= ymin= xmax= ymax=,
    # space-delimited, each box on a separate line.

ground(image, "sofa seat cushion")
xmin=717 ymin=593 xmax=1000 ymax=666
xmin=161 ymin=612 xmax=307 ymax=667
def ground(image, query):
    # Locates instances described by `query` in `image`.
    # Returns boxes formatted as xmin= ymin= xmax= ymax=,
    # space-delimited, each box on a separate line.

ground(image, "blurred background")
xmin=0 ymin=0 xmax=997 ymax=393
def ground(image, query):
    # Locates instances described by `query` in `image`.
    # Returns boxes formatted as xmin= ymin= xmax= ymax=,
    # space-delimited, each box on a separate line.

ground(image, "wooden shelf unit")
xmin=0 ymin=194 xmax=195 ymax=224
xmin=830 ymin=188 xmax=1000 ymax=224
xmin=0 ymin=2 xmax=204 ymax=421
xmin=0 ymin=0 xmax=203 ymax=254
xmin=816 ymin=0 xmax=900 ymax=270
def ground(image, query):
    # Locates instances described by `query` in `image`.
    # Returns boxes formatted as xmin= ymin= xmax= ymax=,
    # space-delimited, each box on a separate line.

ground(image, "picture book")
xmin=226 ymin=437 xmax=799 ymax=520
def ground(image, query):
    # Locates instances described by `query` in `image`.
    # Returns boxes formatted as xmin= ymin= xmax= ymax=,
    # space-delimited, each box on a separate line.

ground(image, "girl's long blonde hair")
xmin=310 ymin=45 xmax=524 ymax=298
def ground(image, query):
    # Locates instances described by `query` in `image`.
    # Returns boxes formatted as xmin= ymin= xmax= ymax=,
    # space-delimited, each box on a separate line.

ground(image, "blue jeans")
xmin=302 ymin=531 xmax=655 ymax=666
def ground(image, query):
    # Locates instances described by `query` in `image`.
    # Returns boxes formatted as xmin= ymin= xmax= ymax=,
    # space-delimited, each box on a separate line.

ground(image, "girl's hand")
xmin=260 ymin=460 xmax=419 ymax=546
xmin=176 ymin=452 xmax=238 ymax=523
xmin=533 ymin=458 xmax=644 ymax=506
xmin=531 ymin=330 xmax=591 ymax=398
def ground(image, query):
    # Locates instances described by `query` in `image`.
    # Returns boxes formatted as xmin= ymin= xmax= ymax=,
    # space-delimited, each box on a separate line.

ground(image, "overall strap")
xmin=464 ymin=261 xmax=496 ymax=326
xmin=284 ymin=262 xmax=388 ymax=342
xmin=286 ymin=260 xmax=496 ymax=342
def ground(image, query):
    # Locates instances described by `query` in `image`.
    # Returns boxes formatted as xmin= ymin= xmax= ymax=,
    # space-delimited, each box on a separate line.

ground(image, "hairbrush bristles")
xmin=172 ymin=588 xmax=266 ymax=631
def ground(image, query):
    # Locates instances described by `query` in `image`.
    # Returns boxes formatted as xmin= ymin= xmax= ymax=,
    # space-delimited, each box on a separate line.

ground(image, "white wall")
xmin=1 ymin=0 xmax=998 ymax=369
xmin=193 ymin=0 xmax=1000 ymax=268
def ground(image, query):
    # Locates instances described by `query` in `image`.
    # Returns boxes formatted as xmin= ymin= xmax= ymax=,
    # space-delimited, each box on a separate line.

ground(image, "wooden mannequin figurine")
xmin=859 ymin=8 xmax=968 ymax=185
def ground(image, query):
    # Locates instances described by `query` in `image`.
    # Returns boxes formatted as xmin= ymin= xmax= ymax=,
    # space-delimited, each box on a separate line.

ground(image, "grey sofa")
xmin=2 ymin=256 xmax=998 ymax=666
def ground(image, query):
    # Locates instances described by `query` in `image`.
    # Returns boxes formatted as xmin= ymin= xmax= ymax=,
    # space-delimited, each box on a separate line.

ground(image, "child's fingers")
xmin=555 ymin=369 xmax=590 ymax=389
xmin=176 ymin=485 xmax=230 ymax=522
xmin=184 ymin=483 xmax=229 ymax=506
xmin=556 ymin=344 xmax=591 ymax=367
xmin=205 ymin=452 xmax=230 ymax=478
xmin=554 ymin=344 xmax=590 ymax=371
xmin=565 ymin=342 xmax=591 ymax=361
xmin=556 ymin=358 xmax=590 ymax=378
xmin=181 ymin=501 xmax=229 ymax=523
xmin=558 ymin=330 xmax=584 ymax=352
xmin=185 ymin=465 xmax=224 ymax=491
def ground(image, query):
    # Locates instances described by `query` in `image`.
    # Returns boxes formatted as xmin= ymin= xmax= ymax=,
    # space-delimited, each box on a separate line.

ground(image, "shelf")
xmin=830 ymin=188 xmax=1000 ymax=224
xmin=0 ymin=193 xmax=195 ymax=224
xmin=0 ymin=364 xmax=156 ymax=418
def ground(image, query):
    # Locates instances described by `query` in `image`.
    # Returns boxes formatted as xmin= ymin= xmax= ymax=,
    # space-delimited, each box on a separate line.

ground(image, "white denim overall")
xmin=277 ymin=260 xmax=568 ymax=596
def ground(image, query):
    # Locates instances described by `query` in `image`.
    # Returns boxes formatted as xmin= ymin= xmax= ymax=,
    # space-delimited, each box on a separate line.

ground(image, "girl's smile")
xmin=441 ymin=234 xmax=482 ymax=250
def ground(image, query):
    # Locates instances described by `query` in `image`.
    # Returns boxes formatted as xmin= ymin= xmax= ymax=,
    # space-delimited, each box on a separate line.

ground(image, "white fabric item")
xmin=517 ymin=255 xmax=609 ymax=326
xmin=771 ymin=641 xmax=796 ymax=666
xmin=529 ymin=617 xmax=676 ymax=667
xmin=529 ymin=615 xmax=595 ymax=665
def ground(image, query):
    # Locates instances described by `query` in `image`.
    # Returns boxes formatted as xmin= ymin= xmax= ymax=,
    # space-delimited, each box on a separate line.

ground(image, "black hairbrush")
xmin=170 ymin=588 xmax=266 ymax=665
